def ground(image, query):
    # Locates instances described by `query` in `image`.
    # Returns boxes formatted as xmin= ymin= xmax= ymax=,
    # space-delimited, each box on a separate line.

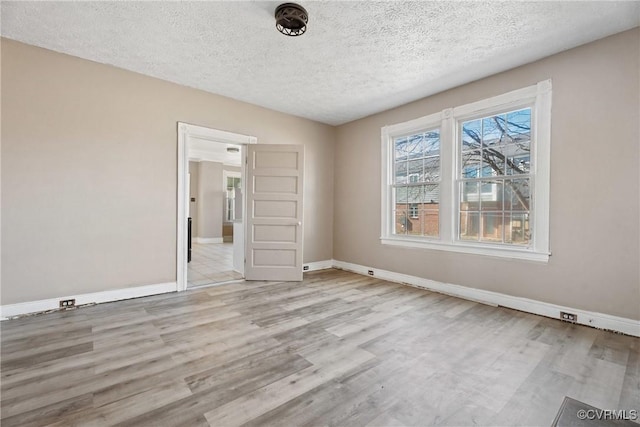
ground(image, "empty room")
xmin=1 ymin=1 xmax=639 ymax=426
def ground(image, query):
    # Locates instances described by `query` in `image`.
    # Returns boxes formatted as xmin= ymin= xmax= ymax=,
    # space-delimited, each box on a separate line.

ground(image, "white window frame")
xmin=381 ymin=80 xmax=551 ymax=262
xmin=223 ymin=170 xmax=241 ymax=222
xmin=409 ymin=203 xmax=419 ymax=219
xmin=381 ymin=111 xmax=444 ymax=241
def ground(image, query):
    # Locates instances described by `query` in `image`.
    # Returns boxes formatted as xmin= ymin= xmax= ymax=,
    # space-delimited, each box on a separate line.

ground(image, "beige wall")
xmin=334 ymin=28 xmax=640 ymax=320
xmin=1 ymin=38 xmax=335 ymax=305
xmin=196 ymin=161 xmax=224 ymax=239
xmin=189 ymin=162 xmax=241 ymax=239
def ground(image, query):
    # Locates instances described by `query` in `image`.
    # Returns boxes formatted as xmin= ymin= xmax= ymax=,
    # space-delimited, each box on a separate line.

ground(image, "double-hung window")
xmin=391 ymin=121 xmax=442 ymax=237
xmin=381 ymin=81 xmax=551 ymax=262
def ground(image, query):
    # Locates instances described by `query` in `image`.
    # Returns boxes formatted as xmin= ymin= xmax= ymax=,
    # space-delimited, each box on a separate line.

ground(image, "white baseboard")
xmin=303 ymin=259 xmax=334 ymax=272
xmin=4 ymin=259 xmax=637 ymax=337
xmin=332 ymin=260 xmax=640 ymax=337
xmin=194 ymin=237 xmax=224 ymax=244
xmin=0 ymin=282 xmax=176 ymax=320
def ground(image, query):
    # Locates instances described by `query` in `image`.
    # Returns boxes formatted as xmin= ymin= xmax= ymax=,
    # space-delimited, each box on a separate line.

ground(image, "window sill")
xmin=380 ymin=236 xmax=550 ymax=262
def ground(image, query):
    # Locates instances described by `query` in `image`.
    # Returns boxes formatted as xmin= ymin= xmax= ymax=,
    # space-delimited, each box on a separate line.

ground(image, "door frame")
xmin=176 ymin=122 xmax=257 ymax=292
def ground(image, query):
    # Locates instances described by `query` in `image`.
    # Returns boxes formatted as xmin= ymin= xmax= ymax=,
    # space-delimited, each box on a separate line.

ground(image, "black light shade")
xmin=275 ymin=3 xmax=308 ymax=36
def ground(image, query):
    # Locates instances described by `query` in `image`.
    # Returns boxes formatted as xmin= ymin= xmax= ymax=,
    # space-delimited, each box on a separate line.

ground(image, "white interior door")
xmin=245 ymin=144 xmax=304 ymax=281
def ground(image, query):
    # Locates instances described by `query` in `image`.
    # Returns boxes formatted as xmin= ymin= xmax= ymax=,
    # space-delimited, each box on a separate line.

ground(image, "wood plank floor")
xmin=1 ymin=269 xmax=638 ymax=426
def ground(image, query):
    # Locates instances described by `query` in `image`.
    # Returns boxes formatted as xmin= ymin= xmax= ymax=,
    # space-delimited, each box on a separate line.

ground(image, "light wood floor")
xmin=1 ymin=269 xmax=638 ymax=426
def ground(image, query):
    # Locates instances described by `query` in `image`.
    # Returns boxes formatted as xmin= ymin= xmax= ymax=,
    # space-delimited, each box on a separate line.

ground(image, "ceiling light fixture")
xmin=275 ymin=3 xmax=308 ymax=37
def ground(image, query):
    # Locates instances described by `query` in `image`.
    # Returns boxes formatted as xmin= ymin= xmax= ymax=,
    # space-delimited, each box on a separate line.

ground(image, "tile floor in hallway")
xmin=188 ymin=243 xmax=243 ymax=287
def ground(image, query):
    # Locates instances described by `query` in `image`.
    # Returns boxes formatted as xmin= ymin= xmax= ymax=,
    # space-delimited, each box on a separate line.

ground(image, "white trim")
xmin=177 ymin=122 xmax=257 ymax=292
xmin=193 ymin=237 xmax=224 ymax=244
xmin=382 ymin=111 xmax=443 ymax=137
xmin=303 ymin=260 xmax=334 ymax=272
xmin=0 ymin=282 xmax=176 ymax=320
xmin=4 ymin=261 xmax=636 ymax=337
xmin=532 ymin=80 xmax=552 ymax=256
xmin=380 ymin=237 xmax=549 ymax=262
xmin=181 ymin=122 xmax=258 ymax=146
xmin=178 ymin=123 xmax=188 ymax=293
xmin=452 ymin=83 xmax=539 ymax=119
xmin=332 ymin=260 xmax=639 ymax=337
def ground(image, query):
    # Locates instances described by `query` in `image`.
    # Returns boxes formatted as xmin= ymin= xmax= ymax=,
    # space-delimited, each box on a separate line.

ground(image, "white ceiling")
xmin=1 ymin=1 xmax=638 ymax=125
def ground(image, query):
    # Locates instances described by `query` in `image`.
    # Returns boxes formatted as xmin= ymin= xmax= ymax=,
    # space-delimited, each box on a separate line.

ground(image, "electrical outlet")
xmin=560 ymin=311 xmax=577 ymax=322
xmin=59 ymin=299 xmax=76 ymax=308
xmin=368 ymin=270 xmax=374 ymax=276
xmin=303 ymin=265 xmax=309 ymax=271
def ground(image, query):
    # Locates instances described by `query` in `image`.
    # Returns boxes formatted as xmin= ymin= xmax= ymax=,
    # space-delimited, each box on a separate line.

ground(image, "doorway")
xmin=187 ymin=160 xmax=242 ymax=287
xmin=177 ymin=123 xmax=256 ymax=291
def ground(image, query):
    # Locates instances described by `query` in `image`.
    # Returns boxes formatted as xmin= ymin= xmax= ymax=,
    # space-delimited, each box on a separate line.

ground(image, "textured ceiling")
xmin=1 ymin=1 xmax=638 ymax=125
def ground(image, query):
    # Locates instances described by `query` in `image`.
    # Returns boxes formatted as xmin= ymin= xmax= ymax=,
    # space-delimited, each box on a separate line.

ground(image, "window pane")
xmin=504 ymin=179 xmax=530 ymax=211
xmin=483 ymin=114 xmax=509 ymax=147
xmin=421 ymin=211 xmax=439 ymax=237
xmin=407 ymin=185 xmax=423 ymax=203
xmin=408 ymin=159 xmax=423 ymax=180
xmin=407 ymin=212 xmax=422 ymax=235
xmin=461 ymin=150 xmax=481 ymax=178
xmin=481 ymin=212 xmax=503 ymax=243
xmin=461 ymin=120 xmax=481 ymax=152
xmin=482 ymin=148 xmax=505 ymax=176
xmin=405 ymin=134 xmax=426 ymax=160
xmin=481 ymin=160 xmax=500 ymax=177
xmin=480 ymin=180 xmax=503 ymax=211
xmin=459 ymin=212 xmax=479 ymax=241
xmin=394 ymin=137 xmax=408 ymax=161
xmin=424 ymin=156 xmax=440 ymax=182
xmin=460 ymin=182 xmax=480 ymax=211
xmin=424 ymin=184 xmax=439 ymax=205
xmin=505 ymin=213 xmax=530 ymax=245
xmin=394 ymin=186 xmax=408 ymax=210
xmin=462 ymin=108 xmax=533 ymax=181
xmin=396 ymin=130 xmax=440 ymax=185
xmin=395 ymin=210 xmax=409 ymax=235
xmin=423 ymin=130 xmax=440 ymax=157
xmin=507 ymin=108 xmax=531 ymax=145
xmin=395 ymin=161 xmax=407 ymax=184
xmin=506 ymin=149 xmax=531 ymax=175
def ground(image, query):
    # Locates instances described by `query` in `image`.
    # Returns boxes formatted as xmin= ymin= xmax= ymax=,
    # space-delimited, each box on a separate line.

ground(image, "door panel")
xmin=253 ymin=224 xmax=297 ymax=242
xmin=254 ymin=176 xmax=298 ymax=193
xmin=245 ymin=144 xmax=304 ymax=281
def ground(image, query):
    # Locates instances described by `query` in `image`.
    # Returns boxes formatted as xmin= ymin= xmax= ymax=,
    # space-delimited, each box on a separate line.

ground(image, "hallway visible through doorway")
xmin=187 ymin=242 xmax=242 ymax=287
